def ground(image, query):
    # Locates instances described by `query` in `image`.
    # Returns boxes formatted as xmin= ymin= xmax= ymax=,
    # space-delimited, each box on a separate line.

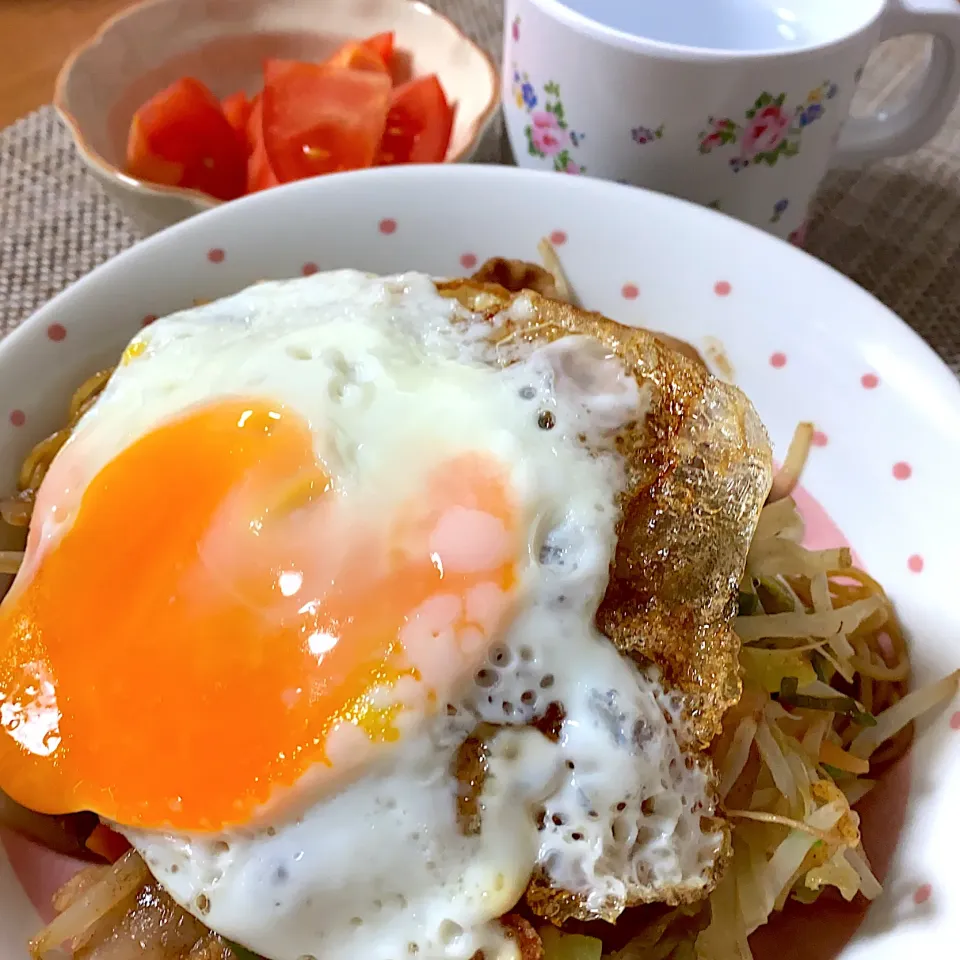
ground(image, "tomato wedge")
xmin=245 ymin=93 xmax=263 ymax=150
xmin=126 ymin=77 xmax=247 ymax=201
xmin=127 ymin=116 xmax=185 ymax=186
xmin=362 ymin=31 xmax=395 ymax=64
xmin=324 ymin=32 xmax=394 ymax=74
xmin=262 ymin=60 xmax=391 ymax=182
xmin=325 ymin=41 xmax=389 ymax=74
xmin=246 ymin=95 xmax=280 ymax=193
xmin=248 ymin=137 xmax=280 ymax=192
xmin=376 ymin=75 xmax=454 ymax=165
xmin=221 ymin=91 xmax=252 ymax=140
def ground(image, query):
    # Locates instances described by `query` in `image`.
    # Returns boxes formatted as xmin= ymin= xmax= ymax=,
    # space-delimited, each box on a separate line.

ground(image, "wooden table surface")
xmin=0 ymin=0 xmax=133 ymax=129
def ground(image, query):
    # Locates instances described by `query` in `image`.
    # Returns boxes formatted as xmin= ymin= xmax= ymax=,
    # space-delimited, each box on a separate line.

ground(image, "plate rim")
xmin=2 ymin=165 xmax=957 ymax=405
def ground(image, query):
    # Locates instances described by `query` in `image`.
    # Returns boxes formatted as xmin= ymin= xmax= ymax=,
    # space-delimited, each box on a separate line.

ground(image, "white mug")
xmin=501 ymin=0 xmax=960 ymax=243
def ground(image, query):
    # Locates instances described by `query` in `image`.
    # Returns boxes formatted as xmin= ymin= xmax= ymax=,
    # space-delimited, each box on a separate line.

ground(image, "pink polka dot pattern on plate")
xmin=893 ymin=461 xmax=912 ymax=480
xmin=302 ymin=262 xmax=318 ymax=276
xmin=207 ymin=248 xmax=225 ymax=264
xmin=949 ymin=710 xmax=960 ymax=731
xmin=913 ymin=884 xmax=932 ymax=905
xmin=459 ymin=253 xmax=478 ymax=270
xmin=142 ymin=314 xmax=158 ymax=327
xmin=770 ymin=351 xmax=787 ymax=368
xmin=9 ymin=409 xmax=25 ymax=427
xmin=861 ymin=373 xmax=879 ymax=389
xmin=549 ymin=230 xmax=567 ymax=246
xmin=714 ymin=280 xmax=731 ymax=296
xmin=621 ymin=283 xmax=639 ymax=300
xmin=379 ymin=218 xmax=397 ymax=235
xmin=47 ymin=323 xmax=66 ymax=342
xmin=812 ymin=430 xmax=828 ymax=447
xmin=908 ymin=554 xmax=924 ymax=573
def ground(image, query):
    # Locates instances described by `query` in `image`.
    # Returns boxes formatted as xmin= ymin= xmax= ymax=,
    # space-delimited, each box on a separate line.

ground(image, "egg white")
xmin=53 ymin=270 xmax=724 ymax=960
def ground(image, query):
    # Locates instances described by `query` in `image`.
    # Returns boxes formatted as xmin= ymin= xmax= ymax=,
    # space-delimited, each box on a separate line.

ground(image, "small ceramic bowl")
xmin=55 ymin=0 xmax=499 ymax=235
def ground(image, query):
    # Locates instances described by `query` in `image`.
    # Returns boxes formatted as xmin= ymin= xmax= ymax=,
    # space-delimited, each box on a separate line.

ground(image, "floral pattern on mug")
xmin=698 ymin=82 xmax=838 ymax=171
xmin=513 ymin=71 xmax=586 ymax=175
xmin=770 ymin=198 xmax=789 ymax=223
xmin=631 ymin=124 xmax=665 ymax=145
xmin=511 ymin=68 xmax=538 ymax=110
xmin=511 ymin=15 xmax=520 ymax=43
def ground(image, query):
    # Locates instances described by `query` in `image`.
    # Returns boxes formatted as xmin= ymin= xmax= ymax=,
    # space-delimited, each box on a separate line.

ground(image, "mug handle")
xmin=834 ymin=0 xmax=960 ymax=166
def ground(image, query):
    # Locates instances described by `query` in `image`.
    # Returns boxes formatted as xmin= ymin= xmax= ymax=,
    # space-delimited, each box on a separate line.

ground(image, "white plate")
xmin=1 ymin=166 xmax=958 ymax=959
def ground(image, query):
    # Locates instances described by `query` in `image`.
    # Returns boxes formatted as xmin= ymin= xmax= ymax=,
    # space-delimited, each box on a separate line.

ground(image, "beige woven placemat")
xmin=1 ymin=9 xmax=958 ymax=375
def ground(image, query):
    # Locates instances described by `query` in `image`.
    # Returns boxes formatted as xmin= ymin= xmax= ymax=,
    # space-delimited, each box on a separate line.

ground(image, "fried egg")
xmin=0 ymin=271 xmax=724 ymax=960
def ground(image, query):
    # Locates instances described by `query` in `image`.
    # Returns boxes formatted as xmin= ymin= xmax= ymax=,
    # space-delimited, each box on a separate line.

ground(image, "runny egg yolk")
xmin=0 ymin=398 xmax=518 ymax=831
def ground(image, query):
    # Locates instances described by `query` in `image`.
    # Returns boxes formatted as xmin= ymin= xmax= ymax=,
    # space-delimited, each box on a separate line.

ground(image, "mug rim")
xmin=525 ymin=0 xmax=887 ymax=61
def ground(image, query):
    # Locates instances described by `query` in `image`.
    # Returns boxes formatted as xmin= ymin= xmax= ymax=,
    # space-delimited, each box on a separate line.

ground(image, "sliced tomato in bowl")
xmin=126 ymin=117 xmax=186 ymax=189
xmin=262 ymin=60 xmax=392 ymax=182
xmin=376 ymin=75 xmax=455 ymax=165
xmin=325 ymin=30 xmax=395 ymax=73
xmin=221 ymin=91 xmax=253 ymax=140
xmin=360 ymin=31 xmax=395 ymax=65
xmin=245 ymin=94 xmax=279 ymax=193
xmin=325 ymin=41 xmax=390 ymax=74
xmin=126 ymin=77 xmax=247 ymax=201
xmin=124 ymin=32 xmax=452 ymax=202
xmin=248 ymin=139 xmax=280 ymax=193
xmin=245 ymin=92 xmax=263 ymax=151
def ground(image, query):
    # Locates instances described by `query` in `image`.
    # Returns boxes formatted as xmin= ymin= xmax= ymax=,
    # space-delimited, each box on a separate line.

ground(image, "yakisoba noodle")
xmin=3 ymin=259 xmax=958 ymax=960
xmin=0 ymin=366 xmax=114 ymax=532
xmin=788 ymin=567 xmax=913 ymax=768
xmin=0 ymin=370 xmax=115 ymax=576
